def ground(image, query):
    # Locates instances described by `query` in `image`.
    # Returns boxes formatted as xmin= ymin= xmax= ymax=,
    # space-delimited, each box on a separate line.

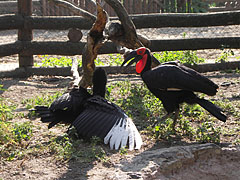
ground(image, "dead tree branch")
xmin=104 ymin=0 xmax=159 ymax=66
xmin=104 ymin=0 xmax=143 ymax=49
xmin=79 ymin=3 xmax=108 ymax=88
xmin=50 ymin=0 xmax=96 ymax=22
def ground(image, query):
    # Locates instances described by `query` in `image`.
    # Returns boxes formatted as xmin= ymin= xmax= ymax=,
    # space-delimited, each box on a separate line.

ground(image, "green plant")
xmin=0 ymin=121 xmax=34 ymax=161
xmin=153 ymin=118 xmax=176 ymax=140
xmin=22 ymin=92 xmax=64 ymax=118
xmin=22 ymin=92 xmax=63 ymax=110
xmin=181 ymin=103 xmax=204 ymax=118
xmin=195 ymin=121 xmax=221 ymax=143
xmin=119 ymin=146 xmax=128 ymax=155
xmin=35 ymin=55 xmax=82 ymax=67
xmin=108 ymin=54 xmax=124 ymax=66
xmin=13 ymin=122 xmax=33 ymax=143
xmin=153 ymin=50 xmax=205 ymax=65
xmin=216 ymin=49 xmax=234 ymax=63
xmin=48 ymin=135 xmax=74 ymax=160
xmin=0 ymin=99 xmax=16 ymax=121
xmin=35 ymin=54 xmax=125 ymax=68
xmin=0 ymin=84 xmax=5 ymax=91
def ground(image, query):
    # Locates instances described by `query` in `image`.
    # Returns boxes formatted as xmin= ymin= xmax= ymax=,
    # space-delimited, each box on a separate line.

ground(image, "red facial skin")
xmin=136 ymin=48 xmax=147 ymax=74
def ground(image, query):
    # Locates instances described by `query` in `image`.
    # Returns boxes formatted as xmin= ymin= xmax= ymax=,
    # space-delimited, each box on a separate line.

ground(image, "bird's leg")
xmin=172 ymin=109 xmax=180 ymax=133
xmin=152 ymin=112 xmax=173 ymax=128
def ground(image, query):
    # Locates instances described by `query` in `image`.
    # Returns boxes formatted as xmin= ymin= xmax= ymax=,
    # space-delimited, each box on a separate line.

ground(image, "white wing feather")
xmin=110 ymin=119 xmax=125 ymax=150
xmin=128 ymin=120 xmax=135 ymax=151
xmin=109 ymin=119 xmax=123 ymax=150
xmin=104 ymin=116 xmax=142 ymax=150
xmin=119 ymin=122 xmax=129 ymax=149
xmin=104 ymin=121 xmax=117 ymax=145
xmin=130 ymin=120 xmax=143 ymax=149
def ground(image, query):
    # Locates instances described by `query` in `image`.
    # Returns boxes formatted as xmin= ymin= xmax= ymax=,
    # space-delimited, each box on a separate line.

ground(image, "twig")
xmin=50 ymin=0 xmax=96 ymax=22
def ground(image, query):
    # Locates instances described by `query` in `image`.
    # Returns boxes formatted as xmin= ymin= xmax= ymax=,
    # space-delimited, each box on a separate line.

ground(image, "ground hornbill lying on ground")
xmin=121 ymin=47 xmax=227 ymax=129
xmin=31 ymin=68 xmax=142 ymax=150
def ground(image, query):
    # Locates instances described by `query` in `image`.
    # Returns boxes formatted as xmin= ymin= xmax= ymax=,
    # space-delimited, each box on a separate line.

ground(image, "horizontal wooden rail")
xmin=150 ymin=37 xmax=240 ymax=51
xmin=1 ymin=37 xmax=239 ymax=57
xmin=26 ymin=16 xmax=93 ymax=30
xmin=0 ymin=15 xmax=24 ymax=30
xmin=0 ymin=41 xmax=23 ymax=57
xmin=1 ymin=61 xmax=240 ymax=78
xmin=1 ymin=10 xmax=240 ymax=31
xmin=129 ymin=10 xmax=240 ymax=28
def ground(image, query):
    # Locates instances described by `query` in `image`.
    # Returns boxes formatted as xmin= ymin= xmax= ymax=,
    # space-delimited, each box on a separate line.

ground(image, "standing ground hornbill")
xmin=121 ymin=47 xmax=227 ymax=129
xmin=31 ymin=68 xmax=142 ymax=150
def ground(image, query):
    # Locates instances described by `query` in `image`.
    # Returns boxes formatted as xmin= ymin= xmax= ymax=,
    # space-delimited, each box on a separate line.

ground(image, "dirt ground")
xmin=0 ymin=70 xmax=240 ymax=179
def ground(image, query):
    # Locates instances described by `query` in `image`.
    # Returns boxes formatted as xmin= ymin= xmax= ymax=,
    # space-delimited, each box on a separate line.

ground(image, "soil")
xmin=0 ymin=71 xmax=240 ymax=180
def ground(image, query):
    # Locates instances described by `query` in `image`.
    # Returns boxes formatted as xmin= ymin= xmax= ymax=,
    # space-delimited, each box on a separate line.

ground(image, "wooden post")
xmin=18 ymin=0 xmax=33 ymax=67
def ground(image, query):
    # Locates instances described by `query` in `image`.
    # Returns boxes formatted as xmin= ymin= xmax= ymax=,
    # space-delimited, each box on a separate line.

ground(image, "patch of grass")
xmin=107 ymin=54 xmax=124 ymax=66
xmin=46 ymin=133 xmax=108 ymax=162
xmin=35 ymin=55 xmax=78 ymax=67
xmin=22 ymin=91 xmax=63 ymax=110
xmin=195 ymin=121 xmax=221 ymax=143
xmin=0 ymin=100 xmax=16 ymax=121
xmin=107 ymin=81 xmax=165 ymax=128
xmin=215 ymin=99 xmax=240 ymax=118
xmin=35 ymin=54 xmax=124 ymax=67
xmin=0 ymin=121 xmax=33 ymax=161
xmin=153 ymin=50 xmax=205 ymax=65
xmin=35 ymin=50 xmax=206 ymax=68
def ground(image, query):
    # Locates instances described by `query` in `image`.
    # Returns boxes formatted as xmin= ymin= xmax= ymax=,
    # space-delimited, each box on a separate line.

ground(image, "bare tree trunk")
xmin=79 ymin=4 xmax=108 ymax=88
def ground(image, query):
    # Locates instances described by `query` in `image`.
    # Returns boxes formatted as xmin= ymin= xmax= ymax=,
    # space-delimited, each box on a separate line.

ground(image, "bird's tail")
xmin=196 ymin=98 xmax=227 ymax=122
xmin=30 ymin=106 xmax=59 ymax=128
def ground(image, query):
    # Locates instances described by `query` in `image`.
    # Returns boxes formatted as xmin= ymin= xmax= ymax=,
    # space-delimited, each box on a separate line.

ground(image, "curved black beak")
xmin=121 ymin=50 xmax=142 ymax=67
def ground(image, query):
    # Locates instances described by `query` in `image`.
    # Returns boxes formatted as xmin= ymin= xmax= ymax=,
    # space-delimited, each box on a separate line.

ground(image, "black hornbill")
xmin=121 ymin=47 xmax=227 ymax=128
xmin=31 ymin=68 xmax=142 ymax=150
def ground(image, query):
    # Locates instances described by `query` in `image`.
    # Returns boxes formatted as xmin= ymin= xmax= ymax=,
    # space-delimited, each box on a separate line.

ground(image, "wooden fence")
xmin=41 ymin=0 xmax=240 ymax=16
xmin=0 ymin=0 xmax=240 ymax=69
xmin=0 ymin=0 xmax=239 ymax=16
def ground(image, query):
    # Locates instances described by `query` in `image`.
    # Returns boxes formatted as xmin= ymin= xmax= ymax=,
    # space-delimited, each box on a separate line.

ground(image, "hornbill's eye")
xmin=137 ymin=47 xmax=146 ymax=55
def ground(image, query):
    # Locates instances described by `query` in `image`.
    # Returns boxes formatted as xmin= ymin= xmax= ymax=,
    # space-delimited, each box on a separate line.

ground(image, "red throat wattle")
xmin=136 ymin=54 xmax=147 ymax=73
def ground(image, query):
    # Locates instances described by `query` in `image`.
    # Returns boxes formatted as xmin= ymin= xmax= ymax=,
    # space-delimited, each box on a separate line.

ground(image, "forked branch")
xmin=79 ymin=3 xmax=108 ymax=88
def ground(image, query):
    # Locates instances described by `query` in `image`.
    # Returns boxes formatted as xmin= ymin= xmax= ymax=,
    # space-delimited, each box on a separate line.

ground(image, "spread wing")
xmin=72 ymin=96 xmax=142 ymax=150
xmin=142 ymin=63 xmax=218 ymax=96
xmin=50 ymin=87 xmax=91 ymax=112
xmin=33 ymin=87 xmax=91 ymax=128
